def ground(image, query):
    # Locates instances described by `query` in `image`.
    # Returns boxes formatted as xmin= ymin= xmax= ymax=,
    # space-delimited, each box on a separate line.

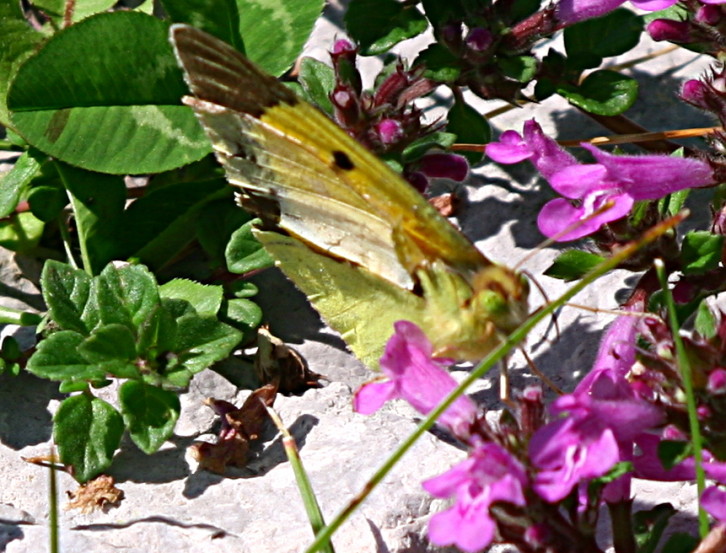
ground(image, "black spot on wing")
xmin=332 ymin=150 xmax=355 ymax=171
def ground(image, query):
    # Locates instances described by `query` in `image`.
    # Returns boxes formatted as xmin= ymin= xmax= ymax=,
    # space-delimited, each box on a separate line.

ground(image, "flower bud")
xmin=647 ymin=19 xmax=693 ymax=42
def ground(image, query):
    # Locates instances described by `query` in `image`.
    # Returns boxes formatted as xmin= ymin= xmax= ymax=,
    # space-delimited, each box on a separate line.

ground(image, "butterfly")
xmin=170 ymin=25 xmax=529 ymax=369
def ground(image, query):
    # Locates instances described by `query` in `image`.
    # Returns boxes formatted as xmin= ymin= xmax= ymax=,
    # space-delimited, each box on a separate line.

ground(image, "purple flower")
xmin=556 ymin=0 xmax=677 ymax=24
xmin=486 ymin=119 xmax=714 ymax=241
xmin=702 ymin=486 xmax=726 ymax=524
xmin=353 ymin=321 xmax=477 ymax=437
xmin=530 ymin=311 xmax=664 ymax=502
xmin=423 ymin=442 xmax=528 ymax=552
xmin=633 ymin=432 xmax=726 ymax=483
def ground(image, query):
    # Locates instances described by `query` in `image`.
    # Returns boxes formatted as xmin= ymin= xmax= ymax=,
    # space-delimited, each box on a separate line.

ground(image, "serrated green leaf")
xmin=0 ymin=0 xmax=44 ymax=126
xmin=119 ymin=380 xmax=180 ymax=454
xmin=346 ymin=0 xmax=428 ymax=55
xmin=26 ymin=330 xmax=107 ymax=381
xmin=136 ymin=304 xmax=178 ymax=355
xmin=54 ymin=394 xmax=124 ymax=482
xmin=7 ymin=11 xmax=210 ymax=174
xmin=159 ymin=279 xmax=224 ymax=316
xmin=681 ymin=231 xmax=724 ymax=275
xmin=447 ymin=98 xmax=489 ymax=164
xmin=414 ymin=43 xmax=461 ymax=82
xmin=0 ymin=149 xmax=43 ymax=217
xmin=78 ymin=324 xmax=140 ymax=379
xmin=564 ymin=9 xmax=643 ymax=70
xmin=695 ymin=300 xmax=717 ymax=339
xmin=41 ymin=260 xmax=94 ymax=334
xmin=543 ymin=250 xmax=605 ymax=281
xmin=175 ymin=315 xmax=242 ymax=375
xmin=55 ymin=162 xmax=126 ymax=274
xmin=95 ymin=263 xmax=160 ymax=330
xmin=226 ymin=220 xmax=274 ymax=274
xmin=299 ymin=57 xmax=335 ymax=114
xmin=558 ymin=70 xmax=638 ymax=116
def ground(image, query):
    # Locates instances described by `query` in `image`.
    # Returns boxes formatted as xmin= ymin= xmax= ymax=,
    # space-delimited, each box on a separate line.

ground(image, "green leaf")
xmin=7 ymin=11 xmax=210 ymax=174
xmin=447 ymin=98 xmax=490 ymax=164
xmin=497 ymin=56 xmax=538 ymax=83
xmin=414 ymin=43 xmax=461 ymax=82
xmin=694 ymin=300 xmax=717 ymax=339
xmin=195 ymin=198 xmax=252 ymax=267
xmin=119 ymin=380 xmax=180 ymax=454
xmin=26 ymin=331 xmax=107 ymax=381
xmin=136 ymin=304 xmax=178 ymax=355
xmin=55 ymin=162 xmax=126 ymax=274
xmin=681 ymin=231 xmax=724 ymax=275
xmin=160 ymin=0 xmax=245 ymax=52
xmin=558 ymin=70 xmax=638 ymax=116
xmin=401 ymin=131 xmax=457 ymax=163
xmin=657 ymin=533 xmax=700 ymax=553
xmin=28 ymin=184 xmax=67 ymax=222
xmin=0 ymin=149 xmax=43 ymax=217
xmin=237 ymin=0 xmax=325 ymax=76
xmin=54 ymin=394 xmax=124 ymax=482
xmin=159 ymin=279 xmax=224 ymax=316
xmin=0 ymin=0 xmax=44 ymax=126
xmin=41 ymin=260 xmax=94 ymax=334
xmin=0 ymin=211 xmax=44 ymax=252
xmin=345 ymin=0 xmax=429 ymax=55
xmin=79 ymin=324 xmax=140 ymax=379
xmin=299 ymin=57 xmax=335 ymax=114
xmin=633 ymin=503 xmax=677 ymax=553
xmin=226 ymin=219 xmax=274 ymax=274
xmin=564 ymin=9 xmax=643 ymax=70
xmin=173 ymin=315 xmax=242 ymax=379
xmin=95 ymin=263 xmax=161 ymax=330
xmin=220 ymin=298 xmax=263 ymax=341
xmin=32 ymin=0 xmax=118 ymax=24
xmin=658 ymin=440 xmax=691 ymax=470
xmin=543 ymin=250 xmax=605 ymax=281
xmin=119 ymin=164 xmax=230 ymax=269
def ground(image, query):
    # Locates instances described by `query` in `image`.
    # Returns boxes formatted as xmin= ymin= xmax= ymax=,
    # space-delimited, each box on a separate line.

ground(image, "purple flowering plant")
xmin=307 ymin=1 xmax=726 ymax=552
xmin=6 ymin=0 xmax=726 ymax=552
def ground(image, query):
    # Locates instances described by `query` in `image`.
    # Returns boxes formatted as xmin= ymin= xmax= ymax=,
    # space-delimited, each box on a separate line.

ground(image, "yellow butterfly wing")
xmin=171 ymin=25 xmax=529 ymax=366
xmin=255 ymin=230 xmax=426 ymax=368
xmin=170 ymin=25 xmax=492 ymax=288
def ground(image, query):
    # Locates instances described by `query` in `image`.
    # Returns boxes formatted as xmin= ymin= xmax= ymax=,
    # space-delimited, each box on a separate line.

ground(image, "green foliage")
xmin=345 ymin=0 xmax=428 ymax=55
xmin=27 ymin=260 xmax=245 ymax=481
xmin=544 ymin=251 xmax=605 ymax=282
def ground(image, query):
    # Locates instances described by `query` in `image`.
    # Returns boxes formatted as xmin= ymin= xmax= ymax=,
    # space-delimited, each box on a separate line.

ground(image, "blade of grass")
xmin=264 ymin=404 xmax=335 ymax=553
xmin=305 ymin=211 xmax=689 ymax=553
xmin=654 ymin=258 xmax=708 ymax=537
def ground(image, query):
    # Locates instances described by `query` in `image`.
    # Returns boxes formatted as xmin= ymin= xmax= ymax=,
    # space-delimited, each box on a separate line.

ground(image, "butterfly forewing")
xmin=171 ymin=25 xmax=492 ymax=285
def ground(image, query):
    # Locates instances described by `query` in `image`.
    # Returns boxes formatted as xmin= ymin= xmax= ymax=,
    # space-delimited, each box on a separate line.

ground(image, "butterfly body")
xmin=171 ymin=25 xmax=529 ymax=368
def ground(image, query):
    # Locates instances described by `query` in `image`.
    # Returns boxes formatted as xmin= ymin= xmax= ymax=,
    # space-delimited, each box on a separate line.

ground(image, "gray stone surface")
xmin=0 ymin=6 xmax=719 ymax=553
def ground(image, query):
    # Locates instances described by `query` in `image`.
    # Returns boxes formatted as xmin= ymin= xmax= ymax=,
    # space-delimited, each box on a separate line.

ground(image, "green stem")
xmin=304 ymin=212 xmax=689 ymax=553
xmin=654 ymin=259 xmax=708 ymax=537
xmin=49 ymin=452 xmax=59 ymax=553
xmin=265 ymin=405 xmax=335 ymax=553
xmin=0 ymin=305 xmax=42 ymax=326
